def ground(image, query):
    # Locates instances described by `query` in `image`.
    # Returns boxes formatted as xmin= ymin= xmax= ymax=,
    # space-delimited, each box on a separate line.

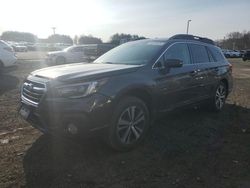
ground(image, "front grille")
xmin=22 ymin=80 xmax=46 ymax=106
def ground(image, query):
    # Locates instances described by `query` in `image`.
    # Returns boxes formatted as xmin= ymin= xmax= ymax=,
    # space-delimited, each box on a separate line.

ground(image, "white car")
xmin=0 ymin=40 xmax=17 ymax=70
xmin=46 ymin=45 xmax=89 ymax=65
xmin=222 ymin=49 xmax=241 ymax=58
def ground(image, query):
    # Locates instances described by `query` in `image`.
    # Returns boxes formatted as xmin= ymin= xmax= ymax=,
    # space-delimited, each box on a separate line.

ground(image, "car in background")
xmin=240 ymin=50 xmax=246 ymax=57
xmin=222 ymin=49 xmax=241 ymax=58
xmin=233 ymin=50 xmax=241 ymax=58
xmin=26 ymin=43 xmax=37 ymax=51
xmin=0 ymin=40 xmax=17 ymax=71
xmin=46 ymin=44 xmax=115 ymax=65
xmin=13 ymin=44 xmax=28 ymax=52
xmin=242 ymin=50 xmax=250 ymax=61
xmin=7 ymin=41 xmax=28 ymax=52
xmin=222 ymin=49 xmax=230 ymax=58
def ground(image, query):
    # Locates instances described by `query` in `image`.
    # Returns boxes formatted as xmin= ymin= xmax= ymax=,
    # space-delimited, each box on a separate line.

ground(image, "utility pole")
xmin=51 ymin=27 xmax=56 ymax=35
xmin=186 ymin=20 xmax=192 ymax=35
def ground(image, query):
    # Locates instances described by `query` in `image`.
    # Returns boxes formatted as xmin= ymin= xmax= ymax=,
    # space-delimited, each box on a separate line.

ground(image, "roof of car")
xmin=138 ymin=34 xmax=215 ymax=46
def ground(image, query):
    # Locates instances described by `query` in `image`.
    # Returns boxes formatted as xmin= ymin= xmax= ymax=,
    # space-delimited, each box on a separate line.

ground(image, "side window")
xmin=72 ymin=47 xmax=83 ymax=52
xmin=208 ymin=46 xmax=225 ymax=62
xmin=189 ymin=44 xmax=210 ymax=63
xmin=163 ymin=43 xmax=191 ymax=64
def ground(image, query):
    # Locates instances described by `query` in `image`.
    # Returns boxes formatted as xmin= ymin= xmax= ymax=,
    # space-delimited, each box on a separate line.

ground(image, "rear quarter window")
xmin=208 ymin=46 xmax=225 ymax=62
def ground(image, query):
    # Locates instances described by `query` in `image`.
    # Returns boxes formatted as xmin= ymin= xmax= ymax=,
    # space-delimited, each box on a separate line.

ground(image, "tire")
xmin=56 ymin=56 xmax=66 ymax=65
xmin=210 ymin=82 xmax=227 ymax=112
xmin=107 ymin=96 xmax=150 ymax=151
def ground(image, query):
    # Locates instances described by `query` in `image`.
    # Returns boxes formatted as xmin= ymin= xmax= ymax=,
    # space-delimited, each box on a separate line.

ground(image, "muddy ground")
xmin=0 ymin=55 xmax=250 ymax=188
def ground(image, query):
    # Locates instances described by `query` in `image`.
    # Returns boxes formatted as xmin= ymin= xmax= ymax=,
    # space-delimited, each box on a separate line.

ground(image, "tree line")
xmin=217 ymin=31 xmax=250 ymax=50
xmin=0 ymin=31 xmax=146 ymax=45
xmin=2 ymin=30 xmax=249 ymax=49
xmin=1 ymin=31 xmax=38 ymax=43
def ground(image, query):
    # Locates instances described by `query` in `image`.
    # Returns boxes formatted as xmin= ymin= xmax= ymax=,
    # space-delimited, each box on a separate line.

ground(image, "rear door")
xmin=205 ymin=46 xmax=228 ymax=95
xmin=188 ymin=43 xmax=214 ymax=100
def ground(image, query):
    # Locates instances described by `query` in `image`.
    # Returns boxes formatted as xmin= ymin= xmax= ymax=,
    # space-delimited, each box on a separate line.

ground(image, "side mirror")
xmin=164 ymin=59 xmax=183 ymax=68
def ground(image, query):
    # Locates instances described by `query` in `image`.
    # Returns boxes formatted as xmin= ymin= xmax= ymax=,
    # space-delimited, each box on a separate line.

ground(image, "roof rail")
xmin=170 ymin=34 xmax=215 ymax=45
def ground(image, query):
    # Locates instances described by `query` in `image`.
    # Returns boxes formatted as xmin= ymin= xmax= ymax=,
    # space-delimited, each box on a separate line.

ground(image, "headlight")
xmin=56 ymin=81 xmax=98 ymax=98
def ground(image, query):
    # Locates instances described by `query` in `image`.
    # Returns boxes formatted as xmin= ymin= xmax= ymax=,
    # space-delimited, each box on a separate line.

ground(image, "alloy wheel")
xmin=116 ymin=106 xmax=146 ymax=144
xmin=215 ymin=85 xmax=226 ymax=109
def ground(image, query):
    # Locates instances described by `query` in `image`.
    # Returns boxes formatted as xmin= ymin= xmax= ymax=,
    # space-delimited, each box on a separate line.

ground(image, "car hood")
xmin=31 ymin=63 xmax=142 ymax=82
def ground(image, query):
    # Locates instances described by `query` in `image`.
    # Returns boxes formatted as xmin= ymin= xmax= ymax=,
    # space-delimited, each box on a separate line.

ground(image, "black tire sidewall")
xmin=108 ymin=96 xmax=150 ymax=151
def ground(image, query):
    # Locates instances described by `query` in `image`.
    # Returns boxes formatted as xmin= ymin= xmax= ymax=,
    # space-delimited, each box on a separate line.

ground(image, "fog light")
xmin=67 ymin=123 xmax=78 ymax=134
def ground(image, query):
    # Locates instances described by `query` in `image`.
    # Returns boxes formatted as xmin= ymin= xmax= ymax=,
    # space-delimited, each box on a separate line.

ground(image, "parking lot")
xmin=0 ymin=53 xmax=250 ymax=188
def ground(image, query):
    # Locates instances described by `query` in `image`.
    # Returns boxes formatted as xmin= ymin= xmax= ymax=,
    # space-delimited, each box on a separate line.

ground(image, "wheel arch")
xmin=114 ymin=87 xmax=154 ymax=116
xmin=220 ymin=78 xmax=229 ymax=96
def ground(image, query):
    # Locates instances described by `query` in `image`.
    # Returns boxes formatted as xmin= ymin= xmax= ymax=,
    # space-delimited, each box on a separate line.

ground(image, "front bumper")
xmin=19 ymin=93 xmax=113 ymax=136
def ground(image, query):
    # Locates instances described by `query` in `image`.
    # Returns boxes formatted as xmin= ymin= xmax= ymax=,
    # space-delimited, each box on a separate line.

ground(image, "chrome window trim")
xmin=152 ymin=41 xmax=212 ymax=69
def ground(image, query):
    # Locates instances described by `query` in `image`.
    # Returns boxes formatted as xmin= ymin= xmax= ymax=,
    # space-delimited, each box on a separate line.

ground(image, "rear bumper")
xmin=20 ymin=93 xmax=113 ymax=136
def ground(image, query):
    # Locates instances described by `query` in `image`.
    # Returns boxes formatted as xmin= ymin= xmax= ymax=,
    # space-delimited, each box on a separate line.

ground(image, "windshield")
xmin=94 ymin=40 xmax=165 ymax=65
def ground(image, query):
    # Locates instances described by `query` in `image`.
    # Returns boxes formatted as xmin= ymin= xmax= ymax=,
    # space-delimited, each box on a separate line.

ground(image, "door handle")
xmin=214 ymin=67 xmax=219 ymax=71
xmin=190 ymin=69 xmax=200 ymax=76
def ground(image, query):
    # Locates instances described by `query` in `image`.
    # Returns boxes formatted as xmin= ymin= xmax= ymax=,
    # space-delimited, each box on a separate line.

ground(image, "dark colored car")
xmin=242 ymin=50 xmax=250 ymax=61
xmin=19 ymin=34 xmax=233 ymax=151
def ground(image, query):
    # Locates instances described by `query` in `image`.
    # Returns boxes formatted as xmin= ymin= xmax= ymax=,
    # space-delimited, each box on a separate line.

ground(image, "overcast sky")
xmin=0 ymin=0 xmax=249 ymax=41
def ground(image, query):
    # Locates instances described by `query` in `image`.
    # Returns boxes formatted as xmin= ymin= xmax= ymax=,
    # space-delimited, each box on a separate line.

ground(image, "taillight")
xmin=3 ymin=47 xmax=14 ymax=52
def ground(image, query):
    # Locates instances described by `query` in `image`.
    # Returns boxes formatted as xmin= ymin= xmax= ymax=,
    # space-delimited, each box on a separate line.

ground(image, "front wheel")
xmin=210 ymin=82 xmax=227 ymax=112
xmin=107 ymin=97 xmax=150 ymax=151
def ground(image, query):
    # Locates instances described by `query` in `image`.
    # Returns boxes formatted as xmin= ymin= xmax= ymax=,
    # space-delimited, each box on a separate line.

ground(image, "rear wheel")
xmin=210 ymin=82 xmax=227 ymax=112
xmin=107 ymin=97 xmax=150 ymax=151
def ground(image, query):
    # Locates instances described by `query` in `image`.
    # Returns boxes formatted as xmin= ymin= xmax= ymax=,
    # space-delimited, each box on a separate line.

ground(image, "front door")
xmin=68 ymin=46 xmax=86 ymax=62
xmin=154 ymin=43 xmax=199 ymax=112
